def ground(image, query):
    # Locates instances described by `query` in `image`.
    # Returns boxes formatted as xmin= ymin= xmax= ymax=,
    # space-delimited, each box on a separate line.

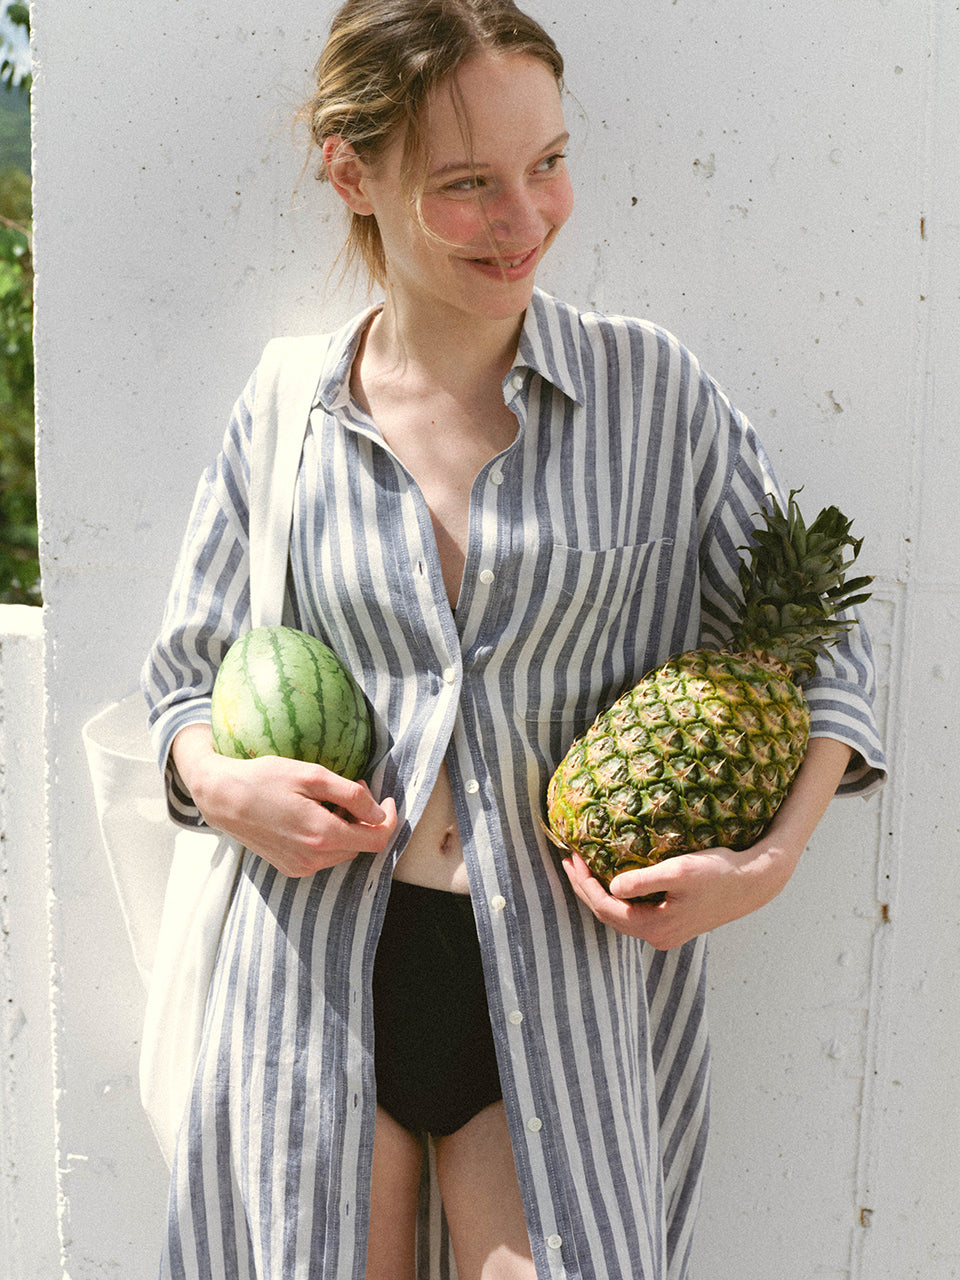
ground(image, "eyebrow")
xmin=428 ymin=131 xmax=571 ymax=179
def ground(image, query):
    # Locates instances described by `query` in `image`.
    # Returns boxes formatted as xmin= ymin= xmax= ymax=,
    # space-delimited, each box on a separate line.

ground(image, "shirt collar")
xmin=313 ymin=287 xmax=587 ymax=411
xmin=513 ymin=288 xmax=587 ymax=406
xmin=313 ymin=304 xmax=381 ymax=413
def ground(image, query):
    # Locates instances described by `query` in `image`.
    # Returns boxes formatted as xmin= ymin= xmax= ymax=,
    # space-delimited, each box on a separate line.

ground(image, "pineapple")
xmin=545 ymin=491 xmax=872 ymax=887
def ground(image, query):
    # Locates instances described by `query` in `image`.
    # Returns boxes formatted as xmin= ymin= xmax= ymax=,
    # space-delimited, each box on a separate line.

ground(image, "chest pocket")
xmin=499 ymin=537 xmax=676 ymax=736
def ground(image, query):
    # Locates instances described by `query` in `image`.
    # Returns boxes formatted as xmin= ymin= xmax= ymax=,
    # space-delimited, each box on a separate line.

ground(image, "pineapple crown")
xmin=729 ymin=489 xmax=874 ymax=679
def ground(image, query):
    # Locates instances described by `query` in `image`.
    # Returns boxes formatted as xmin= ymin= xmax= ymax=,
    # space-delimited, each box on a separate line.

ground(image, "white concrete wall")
xmin=25 ymin=0 xmax=958 ymax=1276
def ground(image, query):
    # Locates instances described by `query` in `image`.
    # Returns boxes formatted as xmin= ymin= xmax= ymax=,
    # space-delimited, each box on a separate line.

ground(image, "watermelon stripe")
xmin=265 ymin=625 xmax=308 ymax=760
xmin=244 ymin=630 xmax=285 ymax=758
xmin=296 ymin=629 xmax=328 ymax=767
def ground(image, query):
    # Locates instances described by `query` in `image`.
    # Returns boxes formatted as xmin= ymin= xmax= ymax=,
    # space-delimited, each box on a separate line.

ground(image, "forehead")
xmin=420 ymin=51 xmax=566 ymax=164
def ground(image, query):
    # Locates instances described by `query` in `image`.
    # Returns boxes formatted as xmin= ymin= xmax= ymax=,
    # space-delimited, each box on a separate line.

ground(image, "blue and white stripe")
xmin=143 ymin=288 xmax=886 ymax=1280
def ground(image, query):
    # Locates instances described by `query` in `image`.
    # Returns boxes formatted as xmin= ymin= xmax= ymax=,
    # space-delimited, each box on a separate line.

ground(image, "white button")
xmin=490 ymin=470 xmax=504 ymax=485
xmin=442 ymin=667 xmax=456 ymax=684
xmin=465 ymin=779 xmax=480 ymax=795
xmin=510 ymin=372 xmax=524 ymax=391
xmin=526 ymin=1116 xmax=542 ymax=1132
xmin=479 ymin=569 xmax=495 ymax=585
xmin=547 ymin=1234 xmax=562 ymax=1250
xmin=508 ymin=1010 xmax=524 ymax=1025
xmin=490 ymin=894 xmax=506 ymax=911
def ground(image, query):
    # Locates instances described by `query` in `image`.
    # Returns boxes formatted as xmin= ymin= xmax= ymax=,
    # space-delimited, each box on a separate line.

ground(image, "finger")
xmin=310 ymin=795 xmax=398 ymax=852
xmin=562 ymin=853 xmax=606 ymax=903
xmin=302 ymin=769 xmax=392 ymax=827
xmin=608 ymin=859 xmax=682 ymax=900
xmin=563 ymin=855 xmax=658 ymax=926
xmin=562 ymin=856 xmax=615 ymax=918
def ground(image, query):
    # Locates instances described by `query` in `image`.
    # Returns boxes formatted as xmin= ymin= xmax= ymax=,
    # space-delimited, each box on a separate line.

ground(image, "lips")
xmin=470 ymin=246 xmax=539 ymax=269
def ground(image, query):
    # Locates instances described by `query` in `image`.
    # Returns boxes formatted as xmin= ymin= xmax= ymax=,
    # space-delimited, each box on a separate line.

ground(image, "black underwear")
xmin=371 ymin=880 xmax=503 ymax=1137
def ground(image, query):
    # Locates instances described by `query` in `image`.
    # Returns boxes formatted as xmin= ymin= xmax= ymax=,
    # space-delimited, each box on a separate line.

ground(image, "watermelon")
xmin=210 ymin=625 xmax=372 ymax=780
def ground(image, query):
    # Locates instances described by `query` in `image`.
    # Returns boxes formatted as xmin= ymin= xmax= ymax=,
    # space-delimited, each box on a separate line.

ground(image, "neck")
xmin=366 ymin=288 xmax=527 ymax=394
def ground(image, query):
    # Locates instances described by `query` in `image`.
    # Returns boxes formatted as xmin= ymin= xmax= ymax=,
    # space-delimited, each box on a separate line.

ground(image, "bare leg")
xmin=366 ymin=1105 xmax=424 ymax=1280
xmin=434 ymin=1101 xmax=536 ymax=1280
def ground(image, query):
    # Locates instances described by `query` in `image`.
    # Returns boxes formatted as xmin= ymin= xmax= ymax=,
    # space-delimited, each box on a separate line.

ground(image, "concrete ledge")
xmin=0 ymin=600 xmax=43 ymax=638
xmin=0 ymin=603 xmax=61 ymax=1276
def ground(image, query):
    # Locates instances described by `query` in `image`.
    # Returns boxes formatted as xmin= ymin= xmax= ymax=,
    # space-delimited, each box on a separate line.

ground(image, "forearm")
xmin=170 ymin=722 xmax=220 ymax=815
xmin=170 ymin=722 xmax=272 ymax=838
xmin=745 ymin=735 xmax=854 ymax=895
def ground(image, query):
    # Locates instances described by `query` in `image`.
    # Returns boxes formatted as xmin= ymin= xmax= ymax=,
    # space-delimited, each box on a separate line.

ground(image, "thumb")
xmin=608 ymin=858 xmax=683 ymax=901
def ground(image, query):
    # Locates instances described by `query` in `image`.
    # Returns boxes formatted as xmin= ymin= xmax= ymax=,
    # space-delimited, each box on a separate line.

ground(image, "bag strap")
xmin=248 ymin=335 xmax=332 ymax=626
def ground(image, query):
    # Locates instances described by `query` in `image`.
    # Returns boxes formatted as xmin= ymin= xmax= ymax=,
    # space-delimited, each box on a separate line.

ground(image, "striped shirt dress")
xmin=143 ymin=288 xmax=887 ymax=1280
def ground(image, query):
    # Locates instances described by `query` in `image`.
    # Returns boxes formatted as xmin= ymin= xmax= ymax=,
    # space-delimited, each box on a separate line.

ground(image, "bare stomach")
xmin=392 ymin=761 xmax=470 ymax=894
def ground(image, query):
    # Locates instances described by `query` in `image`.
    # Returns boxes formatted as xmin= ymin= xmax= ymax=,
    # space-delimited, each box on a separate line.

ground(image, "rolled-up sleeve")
xmin=697 ymin=403 xmax=886 ymax=798
xmin=140 ymin=370 xmax=256 ymax=825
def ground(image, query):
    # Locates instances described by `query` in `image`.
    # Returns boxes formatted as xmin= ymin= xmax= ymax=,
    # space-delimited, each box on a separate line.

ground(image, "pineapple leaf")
xmin=731 ymin=489 xmax=873 ymax=677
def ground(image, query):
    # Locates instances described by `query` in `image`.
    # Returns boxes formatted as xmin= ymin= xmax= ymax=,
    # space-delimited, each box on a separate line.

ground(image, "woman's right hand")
xmin=171 ymin=723 xmax=399 ymax=878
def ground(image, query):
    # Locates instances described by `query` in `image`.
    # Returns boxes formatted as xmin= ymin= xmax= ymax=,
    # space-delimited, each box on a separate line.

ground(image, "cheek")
xmin=419 ymin=200 xmax=485 ymax=249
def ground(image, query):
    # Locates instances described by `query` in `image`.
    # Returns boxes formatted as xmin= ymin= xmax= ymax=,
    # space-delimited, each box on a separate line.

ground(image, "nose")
xmin=484 ymin=183 xmax=545 ymax=246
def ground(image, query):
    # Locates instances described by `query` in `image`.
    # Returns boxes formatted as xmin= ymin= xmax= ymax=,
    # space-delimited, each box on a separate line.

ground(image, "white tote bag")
xmin=83 ymin=334 xmax=330 ymax=1166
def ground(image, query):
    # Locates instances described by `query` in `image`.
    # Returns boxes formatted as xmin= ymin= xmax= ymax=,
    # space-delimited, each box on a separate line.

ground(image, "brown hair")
xmin=301 ymin=0 xmax=565 ymax=287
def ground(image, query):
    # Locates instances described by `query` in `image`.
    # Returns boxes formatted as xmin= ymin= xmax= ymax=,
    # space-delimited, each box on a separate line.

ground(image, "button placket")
xmin=470 ymin=465 xmax=502 ymax=603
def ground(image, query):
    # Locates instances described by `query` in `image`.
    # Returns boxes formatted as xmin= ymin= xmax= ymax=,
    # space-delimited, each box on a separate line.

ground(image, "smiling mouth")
xmin=470 ymin=246 xmax=539 ymax=269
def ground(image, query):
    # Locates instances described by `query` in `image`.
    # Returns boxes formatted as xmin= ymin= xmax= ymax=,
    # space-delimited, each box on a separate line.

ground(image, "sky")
xmin=0 ymin=8 xmax=30 ymax=83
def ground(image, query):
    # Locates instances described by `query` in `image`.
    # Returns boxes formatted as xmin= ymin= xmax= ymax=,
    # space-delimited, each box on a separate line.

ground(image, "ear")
xmin=323 ymin=137 xmax=375 ymax=216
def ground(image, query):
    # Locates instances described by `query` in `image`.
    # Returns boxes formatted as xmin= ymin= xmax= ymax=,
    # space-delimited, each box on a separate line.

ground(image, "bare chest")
xmin=368 ymin=394 xmax=518 ymax=609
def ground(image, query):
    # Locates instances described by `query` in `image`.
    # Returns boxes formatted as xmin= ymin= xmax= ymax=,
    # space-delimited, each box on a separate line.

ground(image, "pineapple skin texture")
xmin=546 ymin=648 xmax=810 ymax=887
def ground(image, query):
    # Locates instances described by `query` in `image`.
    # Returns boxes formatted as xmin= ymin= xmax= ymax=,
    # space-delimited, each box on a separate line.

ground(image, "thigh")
xmin=366 ymin=1105 xmax=423 ymax=1280
xmin=434 ymin=1101 xmax=536 ymax=1280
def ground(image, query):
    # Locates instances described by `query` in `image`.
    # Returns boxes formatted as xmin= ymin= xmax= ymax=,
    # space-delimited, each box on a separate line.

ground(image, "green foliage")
xmin=0 ymin=87 xmax=29 ymax=171
xmin=0 ymin=168 xmax=35 ymax=604
xmin=0 ymin=0 xmax=33 ymax=604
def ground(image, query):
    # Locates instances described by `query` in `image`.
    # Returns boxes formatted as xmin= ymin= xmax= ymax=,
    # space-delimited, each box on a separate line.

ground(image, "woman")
xmin=143 ymin=2 xmax=886 ymax=1277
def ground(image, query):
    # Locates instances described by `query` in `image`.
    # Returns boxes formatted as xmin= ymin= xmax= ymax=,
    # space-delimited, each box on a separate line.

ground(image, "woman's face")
xmin=353 ymin=51 xmax=574 ymax=326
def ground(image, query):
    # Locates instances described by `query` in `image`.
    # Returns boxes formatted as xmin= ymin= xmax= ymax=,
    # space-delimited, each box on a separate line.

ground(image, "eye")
xmin=444 ymin=173 xmax=486 ymax=193
xmin=535 ymin=152 xmax=568 ymax=174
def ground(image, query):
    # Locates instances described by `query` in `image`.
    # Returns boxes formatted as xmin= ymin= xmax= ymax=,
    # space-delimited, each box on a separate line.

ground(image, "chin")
xmin=470 ymin=278 xmax=538 ymax=322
